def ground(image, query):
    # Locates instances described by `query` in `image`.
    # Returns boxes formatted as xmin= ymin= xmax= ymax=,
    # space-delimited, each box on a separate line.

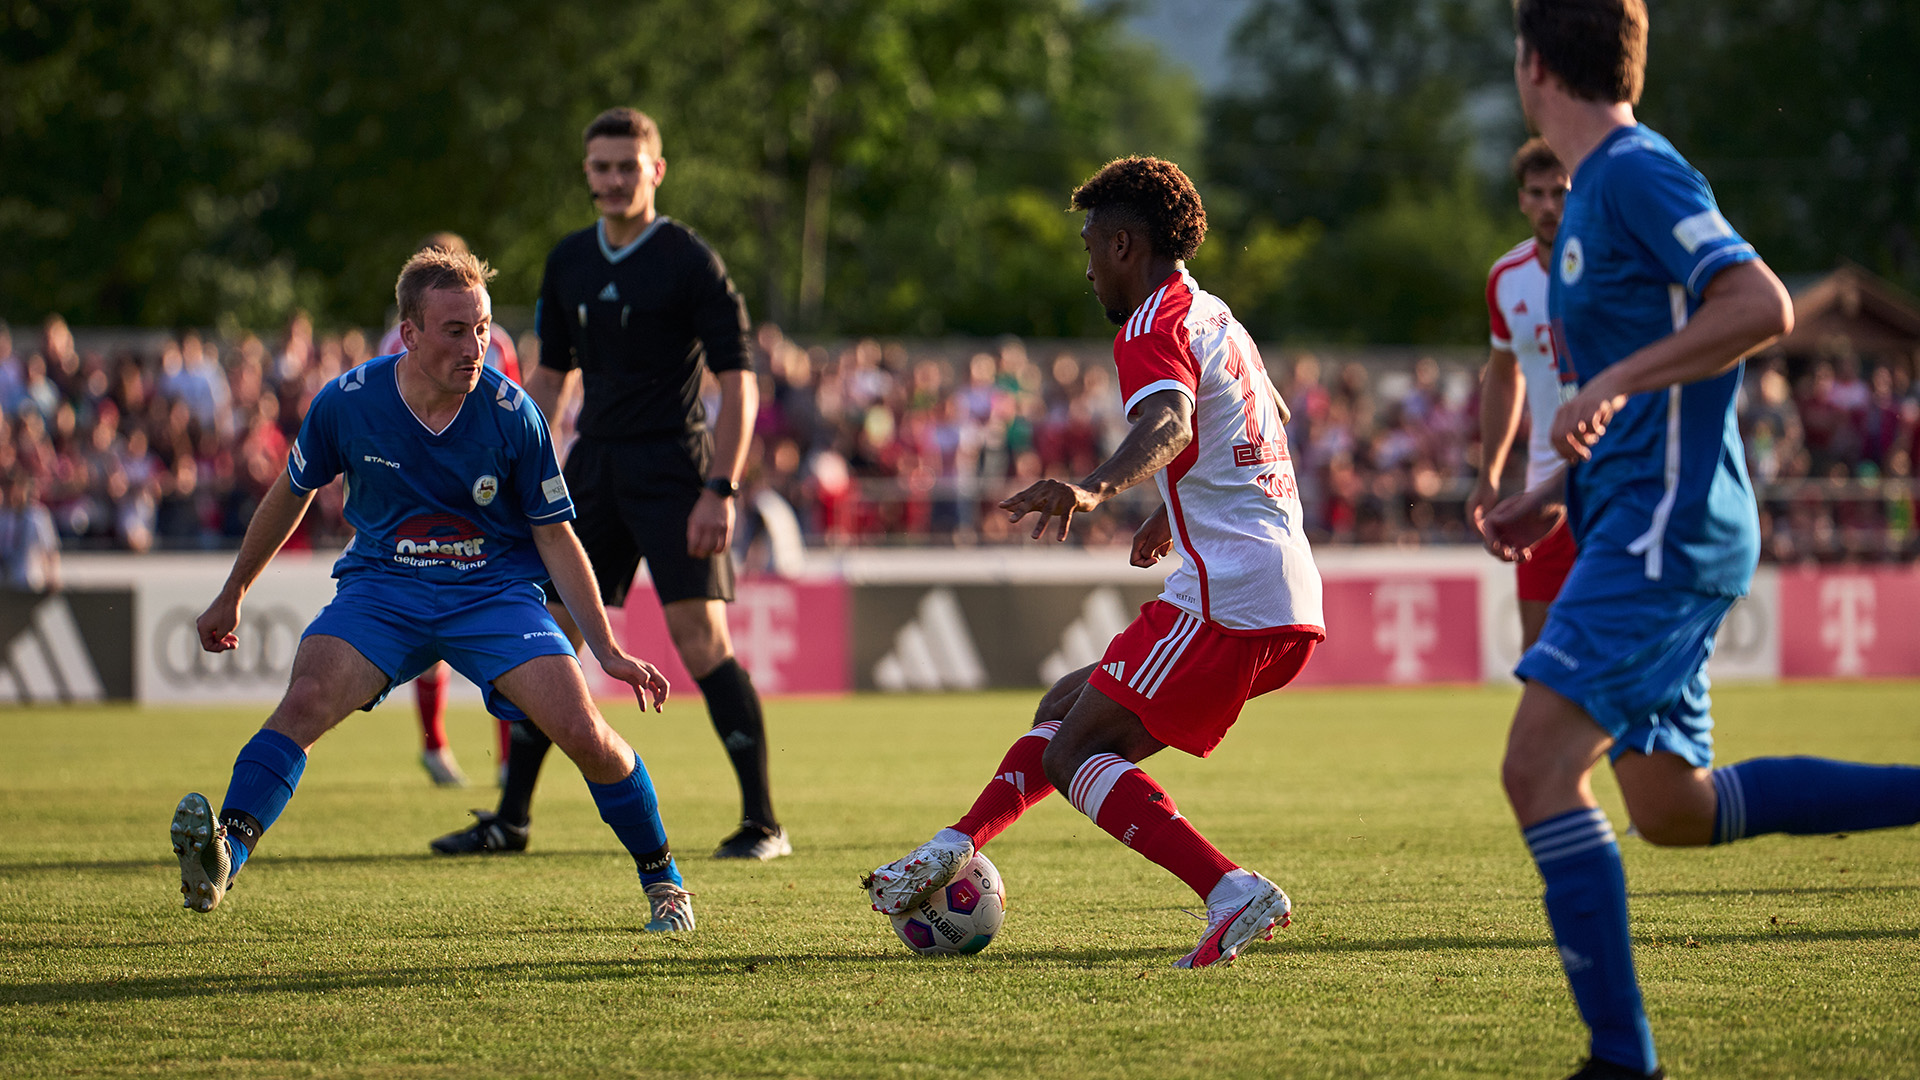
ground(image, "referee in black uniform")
xmin=432 ymin=106 xmax=788 ymax=861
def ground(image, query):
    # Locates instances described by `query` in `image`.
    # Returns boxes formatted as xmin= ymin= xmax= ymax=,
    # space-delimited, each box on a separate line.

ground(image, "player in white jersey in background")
xmin=864 ymin=156 xmax=1325 ymax=969
xmin=1470 ymin=139 xmax=1573 ymax=650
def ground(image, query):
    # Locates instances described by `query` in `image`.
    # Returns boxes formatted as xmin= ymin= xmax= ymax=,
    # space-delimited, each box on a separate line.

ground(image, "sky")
xmin=1121 ymin=0 xmax=1257 ymax=91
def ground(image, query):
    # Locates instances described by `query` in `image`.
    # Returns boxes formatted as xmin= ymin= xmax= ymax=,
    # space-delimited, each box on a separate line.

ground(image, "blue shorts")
xmin=303 ymin=574 xmax=575 ymax=723
xmin=1514 ymin=549 xmax=1736 ymax=769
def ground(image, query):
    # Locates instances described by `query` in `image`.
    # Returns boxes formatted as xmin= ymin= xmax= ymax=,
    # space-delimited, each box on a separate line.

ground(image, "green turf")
xmin=2 ymin=681 xmax=1916 ymax=1078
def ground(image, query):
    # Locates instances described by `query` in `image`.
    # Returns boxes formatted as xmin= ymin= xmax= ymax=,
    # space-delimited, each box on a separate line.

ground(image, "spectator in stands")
xmin=0 ymin=472 xmax=60 ymax=591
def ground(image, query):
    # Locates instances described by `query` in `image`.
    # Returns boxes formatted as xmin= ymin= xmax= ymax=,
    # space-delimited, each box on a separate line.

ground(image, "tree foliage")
xmin=1640 ymin=0 xmax=1920 ymax=291
xmin=0 ymin=0 xmax=1195 ymax=335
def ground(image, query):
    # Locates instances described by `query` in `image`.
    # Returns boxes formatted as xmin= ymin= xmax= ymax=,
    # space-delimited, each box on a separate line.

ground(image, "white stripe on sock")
xmin=1068 ymin=753 xmax=1135 ymax=824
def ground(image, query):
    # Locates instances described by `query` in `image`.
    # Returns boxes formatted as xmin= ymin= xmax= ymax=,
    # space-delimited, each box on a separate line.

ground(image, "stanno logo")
xmin=338 ymin=366 xmax=367 ymax=392
xmin=363 ymin=455 xmax=400 ymax=469
xmin=495 ymin=381 xmax=524 ymax=411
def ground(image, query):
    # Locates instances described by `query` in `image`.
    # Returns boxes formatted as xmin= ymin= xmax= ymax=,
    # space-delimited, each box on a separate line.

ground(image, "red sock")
xmin=1068 ymin=754 xmax=1237 ymax=900
xmin=496 ymin=718 xmax=513 ymax=769
xmin=951 ymin=721 xmax=1061 ymax=846
xmin=416 ymin=665 xmax=449 ymax=751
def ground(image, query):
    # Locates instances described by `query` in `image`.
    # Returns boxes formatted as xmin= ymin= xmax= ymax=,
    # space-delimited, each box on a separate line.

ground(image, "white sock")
xmin=933 ymin=827 xmax=973 ymax=849
xmin=1205 ymin=867 xmax=1260 ymax=908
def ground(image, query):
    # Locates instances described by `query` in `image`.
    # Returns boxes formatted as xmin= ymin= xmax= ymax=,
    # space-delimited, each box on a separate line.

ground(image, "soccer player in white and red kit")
xmin=865 ymin=157 xmax=1324 ymax=969
xmin=1469 ymin=139 xmax=1572 ymax=650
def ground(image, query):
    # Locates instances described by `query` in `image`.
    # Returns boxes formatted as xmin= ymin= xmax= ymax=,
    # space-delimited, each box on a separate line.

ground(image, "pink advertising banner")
xmin=1293 ymin=576 xmax=1482 ymax=686
xmin=587 ymin=576 xmax=852 ymax=699
xmin=1777 ymin=565 xmax=1920 ymax=678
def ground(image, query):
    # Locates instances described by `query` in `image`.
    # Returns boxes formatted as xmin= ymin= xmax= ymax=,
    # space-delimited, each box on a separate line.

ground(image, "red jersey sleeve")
xmin=1115 ymin=326 xmax=1198 ymax=420
xmin=1486 ymin=265 xmax=1512 ymax=350
xmin=490 ymin=330 xmax=522 ymax=383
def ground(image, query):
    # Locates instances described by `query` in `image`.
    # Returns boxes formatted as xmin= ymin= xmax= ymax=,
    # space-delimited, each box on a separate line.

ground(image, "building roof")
xmin=1780 ymin=263 xmax=1920 ymax=358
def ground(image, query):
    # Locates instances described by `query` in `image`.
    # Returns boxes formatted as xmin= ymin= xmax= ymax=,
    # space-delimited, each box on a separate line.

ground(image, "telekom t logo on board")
xmin=1372 ymin=582 xmax=1438 ymax=683
xmin=1818 ymin=577 xmax=1876 ymax=676
xmin=731 ymin=584 xmax=799 ymax=692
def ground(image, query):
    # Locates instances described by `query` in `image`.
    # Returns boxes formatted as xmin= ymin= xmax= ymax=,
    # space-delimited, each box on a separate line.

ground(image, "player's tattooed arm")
xmin=1000 ymin=389 xmax=1192 ymax=542
xmin=1551 ymin=260 xmax=1792 ymax=463
xmin=197 ymin=473 xmax=317 ymax=653
xmin=531 ymin=521 xmax=669 ymax=711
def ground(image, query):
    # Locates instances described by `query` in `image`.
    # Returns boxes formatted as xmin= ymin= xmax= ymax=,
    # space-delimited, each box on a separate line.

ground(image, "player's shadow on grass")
xmin=12 ymin=926 xmax=1920 ymax=1007
xmin=1 ymin=850 xmax=627 ymax=874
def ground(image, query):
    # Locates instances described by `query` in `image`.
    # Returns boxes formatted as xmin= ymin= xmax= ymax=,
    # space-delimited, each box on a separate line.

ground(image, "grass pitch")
xmin=2 ymin=681 xmax=1917 ymax=1079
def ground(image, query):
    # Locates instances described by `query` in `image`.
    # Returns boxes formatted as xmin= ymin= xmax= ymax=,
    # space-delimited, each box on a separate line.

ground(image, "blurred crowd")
xmin=3 ymin=312 xmax=1917 ymax=576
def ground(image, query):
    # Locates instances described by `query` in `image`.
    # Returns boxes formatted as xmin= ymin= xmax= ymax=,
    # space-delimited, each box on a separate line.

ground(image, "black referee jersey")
xmin=535 ymin=217 xmax=752 ymax=440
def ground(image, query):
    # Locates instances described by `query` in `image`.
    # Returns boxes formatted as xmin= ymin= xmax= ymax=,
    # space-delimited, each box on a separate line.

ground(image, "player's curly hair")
xmin=1070 ymin=156 xmax=1207 ymax=262
xmin=395 ymin=246 xmax=496 ymax=327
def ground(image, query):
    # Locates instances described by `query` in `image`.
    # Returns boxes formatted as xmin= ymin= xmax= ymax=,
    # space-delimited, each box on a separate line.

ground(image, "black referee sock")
xmin=496 ymin=720 xmax=553 ymax=829
xmin=696 ymin=658 xmax=777 ymax=829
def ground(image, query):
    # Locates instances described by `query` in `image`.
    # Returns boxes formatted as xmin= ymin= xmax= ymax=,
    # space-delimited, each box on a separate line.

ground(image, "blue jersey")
xmin=1550 ymin=125 xmax=1761 ymax=596
xmin=287 ymin=354 xmax=575 ymax=586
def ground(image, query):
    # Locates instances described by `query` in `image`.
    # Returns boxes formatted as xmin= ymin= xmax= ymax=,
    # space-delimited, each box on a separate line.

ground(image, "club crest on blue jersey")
xmin=1559 ymin=237 xmax=1584 ymax=285
xmin=471 ymin=475 xmax=499 ymax=506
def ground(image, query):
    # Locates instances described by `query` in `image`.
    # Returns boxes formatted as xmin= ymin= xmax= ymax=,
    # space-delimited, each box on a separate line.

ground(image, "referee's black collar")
xmin=597 ymin=216 xmax=672 ymax=264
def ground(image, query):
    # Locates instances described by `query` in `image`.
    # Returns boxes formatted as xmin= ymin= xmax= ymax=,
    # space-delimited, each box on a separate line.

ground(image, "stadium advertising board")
xmin=0 ymin=589 xmax=134 ymax=703
xmin=32 ymin=552 xmax=1882 ymax=705
xmin=1777 ymin=564 xmax=1920 ymax=678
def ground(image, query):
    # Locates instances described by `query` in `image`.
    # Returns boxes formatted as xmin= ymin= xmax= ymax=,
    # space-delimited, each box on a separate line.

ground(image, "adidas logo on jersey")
xmin=1513 ymin=299 xmax=1528 ymax=315
xmin=598 ymin=282 xmax=620 ymax=302
xmin=1102 ymin=661 xmax=1125 ymax=682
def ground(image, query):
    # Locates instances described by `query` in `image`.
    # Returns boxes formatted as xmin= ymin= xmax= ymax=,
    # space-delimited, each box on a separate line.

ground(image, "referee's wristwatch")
xmin=704 ymin=477 xmax=739 ymax=499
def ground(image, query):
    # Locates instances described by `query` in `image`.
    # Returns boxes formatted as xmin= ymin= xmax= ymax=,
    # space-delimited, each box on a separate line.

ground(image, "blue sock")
xmin=1713 ymin=757 xmax=1920 ymax=844
xmin=1525 ymin=807 xmax=1658 ymax=1075
xmin=219 ymin=729 xmax=307 ymax=874
xmin=586 ymin=752 xmax=682 ymax=888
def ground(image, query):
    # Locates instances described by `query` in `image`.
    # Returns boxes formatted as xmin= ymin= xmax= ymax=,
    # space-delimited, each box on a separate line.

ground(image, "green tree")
xmin=1640 ymin=0 xmax=1920 ymax=289
xmin=0 ymin=0 xmax=1197 ymax=336
xmin=1198 ymin=0 xmax=1518 ymax=342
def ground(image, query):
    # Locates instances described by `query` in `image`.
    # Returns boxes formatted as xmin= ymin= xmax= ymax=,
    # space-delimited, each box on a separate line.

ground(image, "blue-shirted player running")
xmin=171 ymin=246 xmax=697 ymax=933
xmin=1489 ymin=3 xmax=1920 ymax=1078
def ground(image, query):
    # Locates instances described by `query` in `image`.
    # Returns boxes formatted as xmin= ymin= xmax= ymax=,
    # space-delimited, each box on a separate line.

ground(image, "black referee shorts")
xmin=546 ymin=433 xmax=735 ymax=609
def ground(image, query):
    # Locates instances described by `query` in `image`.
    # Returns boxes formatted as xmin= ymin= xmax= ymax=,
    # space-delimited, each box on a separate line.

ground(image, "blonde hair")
xmin=395 ymin=246 xmax=495 ymax=327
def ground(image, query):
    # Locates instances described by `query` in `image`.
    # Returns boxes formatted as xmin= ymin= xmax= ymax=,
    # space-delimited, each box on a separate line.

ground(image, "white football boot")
xmin=863 ymin=828 xmax=975 ymax=915
xmin=1174 ymin=868 xmax=1291 ymax=969
xmin=643 ymin=882 xmax=696 ymax=932
xmin=171 ymin=792 xmax=233 ymax=913
xmin=419 ymin=746 xmax=467 ymax=787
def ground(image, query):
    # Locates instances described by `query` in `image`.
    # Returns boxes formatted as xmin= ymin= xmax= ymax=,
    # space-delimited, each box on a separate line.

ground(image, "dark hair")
xmin=1070 ymin=156 xmax=1207 ymax=262
xmin=583 ymin=107 xmax=663 ymax=157
xmin=1510 ymin=137 xmax=1565 ymax=186
xmin=395 ymin=247 xmax=496 ymax=327
xmin=416 ymin=231 xmax=469 ymax=257
xmin=1514 ymin=0 xmax=1647 ymax=105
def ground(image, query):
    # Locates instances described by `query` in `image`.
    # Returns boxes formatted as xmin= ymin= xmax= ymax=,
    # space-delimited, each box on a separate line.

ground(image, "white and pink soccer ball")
xmin=889 ymin=852 xmax=1006 ymax=955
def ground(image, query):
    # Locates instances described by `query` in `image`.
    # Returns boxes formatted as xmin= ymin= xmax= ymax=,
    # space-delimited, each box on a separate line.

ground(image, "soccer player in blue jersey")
xmin=170 ymin=247 xmax=697 ymax=933
xmin=1486 ymin=3 xmax=1920 ymax=1077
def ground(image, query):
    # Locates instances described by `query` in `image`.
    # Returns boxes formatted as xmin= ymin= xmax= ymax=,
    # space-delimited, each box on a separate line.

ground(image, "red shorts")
xmin=1086 ymin=600 xmax=1319 ymax=758
xmin=1516 ymin=518 xmax=1577 ymax=603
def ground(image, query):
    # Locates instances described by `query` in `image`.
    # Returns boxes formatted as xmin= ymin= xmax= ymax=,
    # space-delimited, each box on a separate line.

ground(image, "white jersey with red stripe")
xmin=1113 ymin=269 xmax=1323 ymax=635
xmin=1485 ymin=238 xmax=1562 ymax=490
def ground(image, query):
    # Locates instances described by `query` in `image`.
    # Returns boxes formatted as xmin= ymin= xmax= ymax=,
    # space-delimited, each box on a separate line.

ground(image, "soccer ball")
xmin=889 ymin=851 xmax=1006 ymax=956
